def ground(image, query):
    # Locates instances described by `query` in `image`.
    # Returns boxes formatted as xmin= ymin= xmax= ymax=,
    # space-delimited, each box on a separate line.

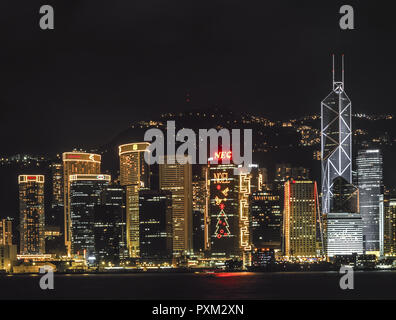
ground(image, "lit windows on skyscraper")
xmin=63 ymin=152 xmax=101 ymax=255
xmin=18 ymin=175 xmax=45 ymax=255
xmin=384 ymin=189 xmax=396 ymax=256
xmin=159 ymin=155 xmax=193 ymax=256
xmin=250 ymin=191 xmax=281 ymax=249
xmin=357 ymin=149 xmax=384 ymax=255
xmin=139 ymin=190 xmax=173 ymax=261
xmin=118 ymin=142 xmax=150 ymax=258
xmin=94 ymin=185 xmax=127 ymax=265
xmin=208 ymin=156 xmax=239 ymax=259
xmin=325 ymin=213 xmax=363 ymax=258
xmin=283 ymin=180 xmax=319 ymax=258
xmin=69 ymin=174 xmax=110 ymax=262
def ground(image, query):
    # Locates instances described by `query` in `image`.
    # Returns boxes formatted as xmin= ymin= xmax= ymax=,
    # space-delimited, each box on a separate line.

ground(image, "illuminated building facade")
xmin=94 ymin=185 xmax=126 ymax=265
xmin=63 ymin=152 xmax=101 ymax=255
xmin=192 ymin=168 xmax=208 ymax=254
xmin=321 ymin=55 xmax=352 ymax=214
xmin=208 ymin=152 xmax=240 ymax=258
xmin=139 ymin=190 xmax=173 ymax=261
xmin=284 ymin=180 xmax=319 ymax=258
xmin=50 ymin=162 xmax=63 ymax=207
xmin=119 ymin=142 xmax=150 ymax=258
xmin=0 ymin=218 xmax=13 ymax=246
xmin=18 ymin=175 xmax=45 ymax=254
xmin=239 ymin=170 xmax=252 ymax=264
xmin=357 ymin=149 xmax=384 ymax=255
xmin=159 ymin=155 xmax=193 ymax=256
xmin=0 ymin=244 xmax=17 ymax=272
xmin=384 ymin=189 xmax=396 ymax=256
xmin=250 ymin=191 xmax=281 ymax=249
xmin=325 ymin=213 xmax=363 ymax=258
xmin=69 ymin=174 xmax=110 ymax=262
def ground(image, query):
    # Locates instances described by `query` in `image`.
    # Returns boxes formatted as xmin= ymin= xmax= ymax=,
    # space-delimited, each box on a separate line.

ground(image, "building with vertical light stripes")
xmin=118 ymin=142 xmax=150 ymax=257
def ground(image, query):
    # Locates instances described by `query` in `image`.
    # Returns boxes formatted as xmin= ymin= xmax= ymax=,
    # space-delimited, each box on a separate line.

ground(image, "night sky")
xmin=1 ymin=0 xmax=395 ymax=155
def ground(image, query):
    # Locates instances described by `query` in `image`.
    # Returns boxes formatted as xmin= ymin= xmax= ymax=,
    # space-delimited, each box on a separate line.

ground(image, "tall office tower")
xmin=94 ymin=185 xmax=126 ymax=265
xmin=47 ymin=163 xmax=65 ymax=254
xmin=321 ymin=55 xmax=352 ymax=214
xmin=18 ymin=175 xmax=45 ymax=254
xmin=208 ymin=153 xmax=240 ymax=259
xmin=239 ymin=170 xmax=252 ymax=266
xmin=118 ymin=142 xmax=150 ymax=258
xmin=63 ymin=152 xmax=101 ymax=255
xmin=384 ymin=189 xmax=396 ymax=256
xmin=250 ymin=190 xmax=281 ymax=249
xmin=159 ymin=155 xmax=193 ymax=256
xmin=69 ymin=174 xmax=110 ymax=263
xmin=192 ymin=167 xmax=208 ymax=254
xmin=284 ymin=180 xmax=319 ymax=258
xmin=139 ymin=190 xmax=173 ymax=262
xmin=356 ymin=149 xmax=384 ymax=255
xmin=50 ymin=163 xmax=63 ymax=207
xmin=325 ymin=213 xmax=363 ymax=258
xmin=0 ymin=218 xmax=13 ymax=245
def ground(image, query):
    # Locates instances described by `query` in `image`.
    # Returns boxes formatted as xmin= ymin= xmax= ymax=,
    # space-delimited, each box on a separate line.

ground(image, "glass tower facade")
xmin=357 ymin=149 xmax=384 ymax=254
xmin=69 ymin=174 xmax=110 ymax=263
xmin=321 ymin=58 xmax=352 ymax=214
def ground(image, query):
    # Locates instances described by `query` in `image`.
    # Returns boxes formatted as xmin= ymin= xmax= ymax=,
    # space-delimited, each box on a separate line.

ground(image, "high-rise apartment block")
xmin=18 ymin=175 xmax=45 ymax=255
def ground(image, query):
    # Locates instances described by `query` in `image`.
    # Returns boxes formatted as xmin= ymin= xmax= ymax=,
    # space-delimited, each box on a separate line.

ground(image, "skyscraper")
xmin=284 ymin=180 xmax=319 ymax=258
xmin=250 ymin=190 xmax=281 ymax=249
xmin=139 ymin=190 xmax=173 ymax=262
xmin=323 ymin=176 xmax=362 ymax=258
xmin=192 ymin=167 xmax=208 ymax=254
xmin=208 ymin=154 xmax=239 ymax=259
xmin=94 ymin=185 xmax=126 ymax=265
xmin=47 ymin=163 xmax=65 ymax=254
xmin=384 ymin=189 xmax=396 ymax=256
xmin=357 ymin=149 xmax=384 ymax=255
xmin=118 ymin=142 xmax=150 ymax=258
xmin=321 ymin=55 xmax=352 ymax=214
xmin=159 ymin=155 xmax=193 ymax=256
xmin=325 ymin=213 xmax=363 ymax=258
xmin=0 ymin=218 xmax=12 ymax=246
xmin=18 ymin=175 xmax=45 ymax=255
xmin=63 ymin=152 xmax=101 ymax=255
xmin=69 ymin=174 xmax=110 ymax=262
xmin=50 ymin=162 xmax=63 ymax=207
